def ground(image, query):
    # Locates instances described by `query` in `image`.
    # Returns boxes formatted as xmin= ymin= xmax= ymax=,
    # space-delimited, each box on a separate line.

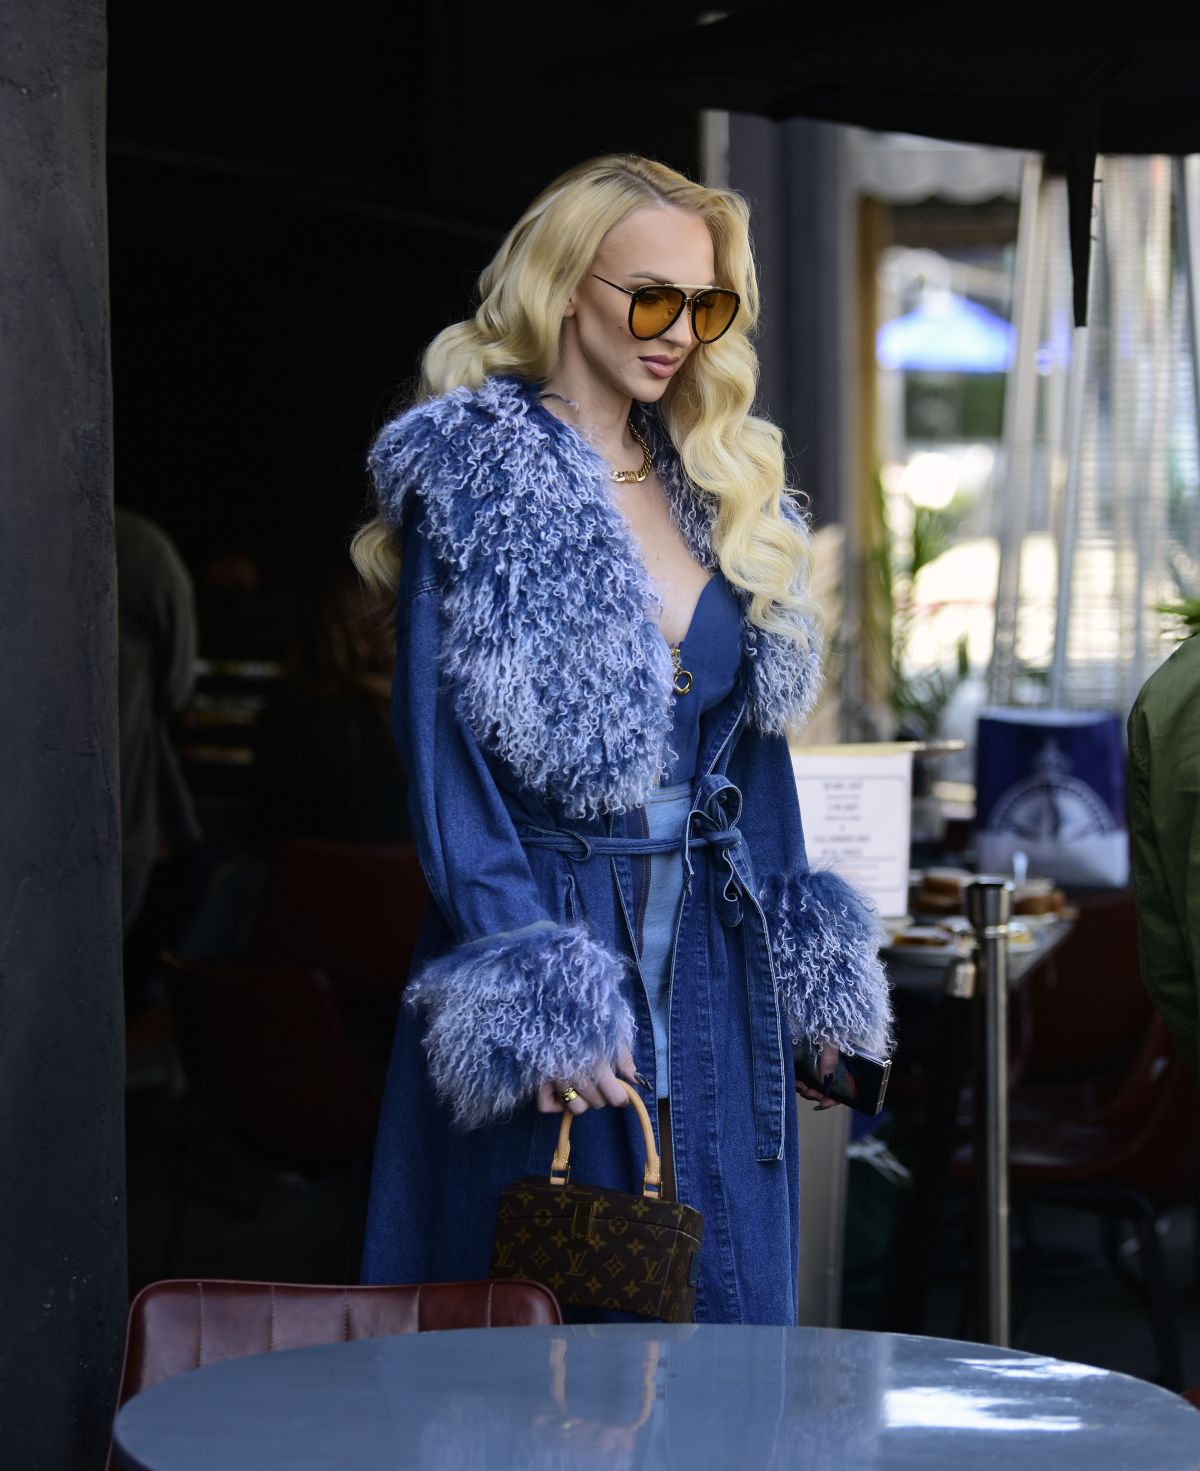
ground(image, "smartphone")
xmin=794 ymin=1045 xmax=891 ymax=1115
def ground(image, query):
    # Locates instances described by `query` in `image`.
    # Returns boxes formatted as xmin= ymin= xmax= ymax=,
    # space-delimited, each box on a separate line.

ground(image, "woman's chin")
xmin=624 ymin=371 xmax=672 ymax=405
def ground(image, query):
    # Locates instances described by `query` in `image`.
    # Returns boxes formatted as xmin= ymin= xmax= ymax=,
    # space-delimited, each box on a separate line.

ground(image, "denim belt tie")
xmin=519 ymin=772 xmax=788 ymax=1162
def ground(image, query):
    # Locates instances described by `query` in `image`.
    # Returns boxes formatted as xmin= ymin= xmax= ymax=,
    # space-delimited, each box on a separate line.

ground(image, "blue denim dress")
xmin=641 ymin=576 xmax=742 ymax=1100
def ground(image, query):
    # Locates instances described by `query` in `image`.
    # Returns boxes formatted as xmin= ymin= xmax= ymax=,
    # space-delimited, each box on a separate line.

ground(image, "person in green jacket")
xmin=1128 ymin=632 xmax=1200 ymax=1081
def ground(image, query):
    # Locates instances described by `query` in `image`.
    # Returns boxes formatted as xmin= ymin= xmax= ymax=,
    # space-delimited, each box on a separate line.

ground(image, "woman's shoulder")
xmin=370 ymin=375 xmax=536 ymax=466
xmin=368 ymin=375 xmax=544 ymax=531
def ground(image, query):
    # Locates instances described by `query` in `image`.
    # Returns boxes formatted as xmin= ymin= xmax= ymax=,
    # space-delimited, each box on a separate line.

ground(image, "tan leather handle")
xmin=549 ymin=1337 xmax=660 ymax=1431
xmin=549 ymin=1079 xmax=662 ymax=1197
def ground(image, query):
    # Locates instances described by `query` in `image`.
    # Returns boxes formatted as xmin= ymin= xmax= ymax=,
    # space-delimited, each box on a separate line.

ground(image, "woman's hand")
xmin=795 ymin=1042 xmax=842 ymax=1111
xmin=537 ymin=1045 xmax=639 ymax=1115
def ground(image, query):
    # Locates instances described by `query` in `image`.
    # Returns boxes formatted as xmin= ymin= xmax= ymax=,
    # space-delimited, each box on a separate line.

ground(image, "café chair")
xmin=159 ymin=953 xmax=380 ymax=1273
xmin=883 ymin=896 xmax=1155 ymax=1339
xmin=250 ymin=838 xmax=428 ymax=1004
xmin=953 ymin=1014 xmax=1200 ymax=1389
xmin=1010 ymin=890 xmax=1152 ymax=1107
xmin=107 ymin=1277 xmax=562 ymax=1471
xmin=954 ymin=892 xmax=1152 ymax=1131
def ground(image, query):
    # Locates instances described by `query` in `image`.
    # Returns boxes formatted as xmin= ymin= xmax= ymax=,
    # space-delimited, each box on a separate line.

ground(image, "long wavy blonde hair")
xmin=351 ymin=153 xmax=819 ymax=647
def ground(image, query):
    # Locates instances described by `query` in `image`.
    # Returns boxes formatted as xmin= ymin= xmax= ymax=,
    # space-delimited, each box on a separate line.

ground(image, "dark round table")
xmin=113 ymin=1322 xmax=1200 ymax=1470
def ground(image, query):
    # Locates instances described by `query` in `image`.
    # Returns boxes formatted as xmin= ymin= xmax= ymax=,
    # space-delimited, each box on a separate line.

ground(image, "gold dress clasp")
xmin=670 ymin=646 xmax=692 ymax=696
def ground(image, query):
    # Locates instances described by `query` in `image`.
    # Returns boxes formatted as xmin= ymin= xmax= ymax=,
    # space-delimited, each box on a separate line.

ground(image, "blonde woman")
xmin=355 ymin=154 xmax=891 ymax=1324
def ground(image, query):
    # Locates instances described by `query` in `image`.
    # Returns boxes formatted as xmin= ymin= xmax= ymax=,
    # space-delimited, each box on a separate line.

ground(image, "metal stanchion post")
xmin=965 ymin=878 xmax=1013 ymax=1346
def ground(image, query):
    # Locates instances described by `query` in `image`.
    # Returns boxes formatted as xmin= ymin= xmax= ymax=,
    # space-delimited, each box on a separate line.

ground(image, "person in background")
xmin=1128 ymin=631 xmax=1200 ymax=1081
xmin=195 ymin=541 xmax=286 ymax=663
xmin=245 ymin=559 xmax=410 ymax=857
xmin=175 ymin=558 xmax=410 ymax=962
xmin=115 ymin=507 xmax=202 ymax=935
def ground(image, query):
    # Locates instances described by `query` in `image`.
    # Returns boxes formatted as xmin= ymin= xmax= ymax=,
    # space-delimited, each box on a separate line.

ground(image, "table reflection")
xmin=884 ymin=1386 xmax=1083 ymax=1434
xmin=114 ymin=1323 xmax=1200 ymax=1471
xmin=395 ymin=1324 xmax=887 ymax=1470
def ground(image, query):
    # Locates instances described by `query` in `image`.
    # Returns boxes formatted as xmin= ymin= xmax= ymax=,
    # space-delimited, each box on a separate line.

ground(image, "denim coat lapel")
xmin=368 ymin=375 xmax=822 ymax=821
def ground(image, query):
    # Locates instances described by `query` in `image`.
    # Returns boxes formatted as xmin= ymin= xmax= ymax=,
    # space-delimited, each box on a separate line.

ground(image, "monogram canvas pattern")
xmin=490 ymin=1177 xmax=703 ymax=1322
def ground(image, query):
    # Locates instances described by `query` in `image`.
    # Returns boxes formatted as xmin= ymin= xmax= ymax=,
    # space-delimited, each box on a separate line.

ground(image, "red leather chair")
xmin=107 ymin=1277 xmax=562 ymax=1470
xmin=250 ymin=838 xmax=429 ymax=1002
xmin=953 ymin=1015 xmax=1200 ymax=1388
xmin=1017 ymin=892 xmax=1151 ymax=1087
xmin=158 ymin=953 xmax=381 ymax=1274
xmin=956 ymin=893 xmax=1155 ymax=1129
xmin=162 ymin=954 xmax=380 ymax=1177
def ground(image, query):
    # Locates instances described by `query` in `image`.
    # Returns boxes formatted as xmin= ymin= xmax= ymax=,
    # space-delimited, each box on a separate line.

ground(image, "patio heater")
xmin=988 ymin=155 xmax=1200 ymax=713
xmin=970 ymin=155 xmax=1200 ymax=1346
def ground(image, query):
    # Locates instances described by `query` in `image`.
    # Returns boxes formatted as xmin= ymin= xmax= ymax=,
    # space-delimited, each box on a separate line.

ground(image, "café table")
xmin=878 ymin=912 xmax=1075 ymax=1335
xmin=792 ymin=911 xmax=1074 ymax=1328
xmin=112 ymin=1321 xmax=1200 ymax=1471
xmin=885 ymin=915 xmax=1074 ymax=993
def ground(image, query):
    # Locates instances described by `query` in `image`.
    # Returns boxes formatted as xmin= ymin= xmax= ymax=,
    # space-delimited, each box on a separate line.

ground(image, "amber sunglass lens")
xmin=630 ymin=286 xmax=686 ymax=339
xmin=693 ymin=290 xmax=739 ymax=343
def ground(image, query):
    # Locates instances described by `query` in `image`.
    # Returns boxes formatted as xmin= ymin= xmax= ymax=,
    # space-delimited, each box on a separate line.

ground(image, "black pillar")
xmin=0 ymin=4 xmax=126 ymax=1468
xmin=728 ymin=114 xmax=851 ymax=531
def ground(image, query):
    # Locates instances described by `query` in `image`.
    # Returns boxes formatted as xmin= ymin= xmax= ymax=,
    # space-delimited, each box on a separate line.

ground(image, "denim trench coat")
xmin=360 ymin=376 xmax=891 ymax=1325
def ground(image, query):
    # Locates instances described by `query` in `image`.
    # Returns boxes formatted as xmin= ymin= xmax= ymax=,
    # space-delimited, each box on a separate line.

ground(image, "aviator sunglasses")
xmin=592 ymin=275 xmax=741 ymax=344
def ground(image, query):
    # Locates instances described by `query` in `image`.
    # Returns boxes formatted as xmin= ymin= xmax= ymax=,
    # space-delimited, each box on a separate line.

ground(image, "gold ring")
xmin=559 ymin=1086 xmax=578 ymax=1103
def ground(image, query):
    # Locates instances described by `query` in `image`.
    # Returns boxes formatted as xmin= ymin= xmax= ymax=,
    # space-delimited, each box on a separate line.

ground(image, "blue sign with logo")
xmin=975 ymin=708 xmax=1129 ymax=887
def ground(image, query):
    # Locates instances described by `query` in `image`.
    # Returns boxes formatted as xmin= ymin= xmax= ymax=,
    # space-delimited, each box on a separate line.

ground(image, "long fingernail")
xmin=634 ymin=1072 xmax=651 ymax=1091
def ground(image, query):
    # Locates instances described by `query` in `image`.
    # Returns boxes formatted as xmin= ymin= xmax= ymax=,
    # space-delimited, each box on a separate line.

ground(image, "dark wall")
xmin=729 ymin=113 xmax=850 ymax=529
xmin=0 ymin=2 xmax=126 ymax=1467
xmin=106 ymin=2 xmax=704 ymax=581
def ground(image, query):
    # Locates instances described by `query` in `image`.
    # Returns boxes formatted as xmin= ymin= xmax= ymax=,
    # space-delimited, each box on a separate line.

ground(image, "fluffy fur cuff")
xmin=759 ymin=868 xmax=893 ymax=1057
xmin=404 ymin=923 xmax=635 ymax=1129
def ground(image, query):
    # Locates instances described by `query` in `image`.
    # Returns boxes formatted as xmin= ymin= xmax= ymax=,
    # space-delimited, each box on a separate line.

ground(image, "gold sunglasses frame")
xmin=591 ymin=275 xmax=741 ymax=344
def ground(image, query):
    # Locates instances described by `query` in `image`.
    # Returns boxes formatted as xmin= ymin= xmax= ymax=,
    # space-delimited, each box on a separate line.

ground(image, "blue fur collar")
xmin=370 ymin=374 xmax=821 ymax=819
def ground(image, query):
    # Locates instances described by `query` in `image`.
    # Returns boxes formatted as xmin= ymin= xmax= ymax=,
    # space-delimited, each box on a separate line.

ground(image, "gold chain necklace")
xmin=540 ymin=394 xmax=683 ymax=691
xmin=537 ymin=394 xmax=653 ymax=484
xmin=610 ymin=421 xmax=654 ymax=484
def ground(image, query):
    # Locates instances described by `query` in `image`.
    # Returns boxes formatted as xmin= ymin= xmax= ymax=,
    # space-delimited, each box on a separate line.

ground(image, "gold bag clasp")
xmin=571 ymin=1201 xmax=599 ymax=1243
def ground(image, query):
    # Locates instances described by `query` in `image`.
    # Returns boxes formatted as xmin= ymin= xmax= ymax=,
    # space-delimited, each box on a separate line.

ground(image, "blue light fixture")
xmin=877 ymin=291 xmax=1015 ymax=373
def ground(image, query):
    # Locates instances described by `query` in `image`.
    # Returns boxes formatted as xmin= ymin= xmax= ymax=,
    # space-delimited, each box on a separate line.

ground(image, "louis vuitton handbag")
xmin=489 ymin=1081 xmax=704 ymax=1322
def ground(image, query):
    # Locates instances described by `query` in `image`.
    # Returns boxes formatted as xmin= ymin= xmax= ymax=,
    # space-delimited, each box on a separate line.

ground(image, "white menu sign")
xmin=789 ymin=746 xmax=914 ymax=918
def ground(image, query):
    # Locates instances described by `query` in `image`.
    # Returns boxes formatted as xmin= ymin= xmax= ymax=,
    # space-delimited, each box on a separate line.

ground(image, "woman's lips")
xmin=639 ymin=356 xmax=680 ymax=379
